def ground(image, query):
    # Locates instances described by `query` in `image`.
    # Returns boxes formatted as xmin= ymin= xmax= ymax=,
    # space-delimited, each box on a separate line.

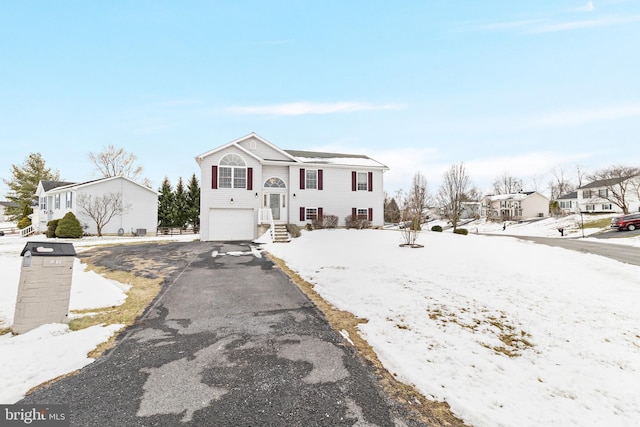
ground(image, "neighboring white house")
xmin=480 ymin=191 xmax=549 ymax=221
xmin=557 ymin=191 xmax=579 ymax=214
xmin=195 ymin=133 xmax=389 ymax=241
xmin=576 ymin=176 xmax=640 ymax=214
xmin=33 ymin=176 xmax=158 ymax=235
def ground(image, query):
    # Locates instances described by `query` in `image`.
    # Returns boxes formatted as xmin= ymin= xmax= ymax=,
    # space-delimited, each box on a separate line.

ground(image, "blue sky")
xmin=1 ymin=1 xmax=639 ymax=197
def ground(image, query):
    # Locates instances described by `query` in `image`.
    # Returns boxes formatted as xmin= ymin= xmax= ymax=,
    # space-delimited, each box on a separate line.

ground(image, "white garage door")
xmin=208 ymin=208 xmax=255 ymax=241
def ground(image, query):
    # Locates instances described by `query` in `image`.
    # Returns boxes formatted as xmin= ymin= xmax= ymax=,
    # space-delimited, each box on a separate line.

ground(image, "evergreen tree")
xmin=384 ymin=198 xmax=401 ymax=223
xmin=158 ymin=177 xmax=176 ymax=227
xmin=186 ymin=173 xmax=200 ymax=231
xmin=55 ymin=212 xmax=83 ymax=238
xmin=3 ymin=153 xmax=60 ymax=221
xmin=174 ymin=177 xmax=188 ymax=228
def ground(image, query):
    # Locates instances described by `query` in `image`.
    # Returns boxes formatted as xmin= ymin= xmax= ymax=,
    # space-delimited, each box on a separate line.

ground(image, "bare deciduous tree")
xmin=407 ymin=172 xmax=430 ymax=223
xmin=437 ymin=163 xmax=472 ymax=231
xmin=491 ymin=172 xmax=522 ymax=195
xmin=548 ymin=166 xmax=575 ymax=200
xmin=77 ymin=192 xmax=131 ymax=236
xmin=586 ymin=165 xmax=640 ymax=214
xmin=88 ymin=145 xmax=144 ymax=180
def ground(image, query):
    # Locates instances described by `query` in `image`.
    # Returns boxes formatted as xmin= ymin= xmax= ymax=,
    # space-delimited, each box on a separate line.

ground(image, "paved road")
xmin=20 ymin=241 xmax=425 ymax=427
xmin=499 ymin=235 xmax=640 ymax=267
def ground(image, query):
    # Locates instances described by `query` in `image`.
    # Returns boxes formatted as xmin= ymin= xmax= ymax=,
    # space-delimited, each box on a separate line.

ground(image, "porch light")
xmin=255 ymin=192 xmax=258 ymax=198
xmin=293 ymin=193 xmax=296 ymax=199
xmin=230 ymin=198 xmax=234 ymax=204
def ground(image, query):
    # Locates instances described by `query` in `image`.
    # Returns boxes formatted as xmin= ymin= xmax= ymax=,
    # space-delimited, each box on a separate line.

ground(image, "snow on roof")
xmin=285 ymin=150 xmax=387 ymax=168
xmin=486 ymin=192 xmax=535 ymax=201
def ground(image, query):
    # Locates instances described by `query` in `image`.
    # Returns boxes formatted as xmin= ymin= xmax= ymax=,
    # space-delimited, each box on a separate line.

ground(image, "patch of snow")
xmin=266 ymin=229 xmax=640 ymax=427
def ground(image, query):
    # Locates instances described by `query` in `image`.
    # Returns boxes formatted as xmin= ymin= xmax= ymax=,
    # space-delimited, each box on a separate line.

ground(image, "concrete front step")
xmin=273 ymin=225 xmax=290 ymax=243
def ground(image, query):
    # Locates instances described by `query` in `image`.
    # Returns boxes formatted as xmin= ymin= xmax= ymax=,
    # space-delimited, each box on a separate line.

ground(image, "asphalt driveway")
xmin=20 ymin=241 xmax=425 ymax=427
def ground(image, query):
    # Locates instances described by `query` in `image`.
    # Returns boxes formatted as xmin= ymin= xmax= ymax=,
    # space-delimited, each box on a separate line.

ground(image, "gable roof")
xmin=40 ymin=180 xmax=77 ymax=191
xmin=196 ymin=133 xmax=389 ymax=169
xmin=195 ymin=132 xmax=298 ymax=164
xmin=578 ymin=175 xmax=638 ymax=189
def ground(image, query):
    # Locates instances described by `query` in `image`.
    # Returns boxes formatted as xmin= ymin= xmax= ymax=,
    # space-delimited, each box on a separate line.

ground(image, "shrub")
xmin=55 ymin=212 xmax=83 ymax=238
xmin=431 ymin=225 xmax=443 ymax=232
xmin=46 ymin=219 xmax=60 ymax=238
xmin=312 ymin=214 xmax=338 ymax=229
xmin=286 ymin=224 xmax=301 ymax=238
xmin=345 ymin=215 xmax=370 ymax=229
xmin=17 ymin=217 xmax=32 ymax=229
xmin=453 ymin=228 xmax=468 ymax=235
xmin=305 ymin=223 xmax=313 ymax=231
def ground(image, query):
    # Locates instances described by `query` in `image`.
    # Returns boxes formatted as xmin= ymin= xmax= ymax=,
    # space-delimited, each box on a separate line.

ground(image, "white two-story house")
xmin=577 ymin=176 xmax=640 ymax=214
xmin=196 ymin=133 xmax=388 ymax=241
xmin=480 ymin=191 xmax=549 ymax=221
xmin=33 ymin=176 xmax=158 ymax=235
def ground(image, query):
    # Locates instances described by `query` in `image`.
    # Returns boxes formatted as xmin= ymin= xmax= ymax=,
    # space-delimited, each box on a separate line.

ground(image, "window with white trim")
xmin=357 ymin=172 xmax=368 ymax=191
xmin=65 ymin=192 xmax=73 ymax=209
xmin=586 ymin=204 xmax=595 ymax=211
xmin=598 ymin=189 xmax=608 ymax=198
xmin=55 ymin=194 xmax=60 ymax=209
xmin=306 ymin=170 xmax=318 ymax=189
xmin=601 ymin=204 xmax=612 ymax=210
xmin=40 ymin=197 xmax=47 ymax=210
xmin=219 ymin=154 xmax=247 ymax=189
xmin=356 ymin=208 xmax=368 ymax=219
xmin=306 ymin=208 xmax=318 ymax=220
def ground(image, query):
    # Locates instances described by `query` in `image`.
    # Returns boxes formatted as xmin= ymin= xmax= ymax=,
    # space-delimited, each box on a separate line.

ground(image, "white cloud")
xmin=227 ymin=101 xmax=405 ymax=116
xmin=570 ymin=1 xmax=596 ymax=12
xmin=528 ymin=14 xmax=640 ymax=33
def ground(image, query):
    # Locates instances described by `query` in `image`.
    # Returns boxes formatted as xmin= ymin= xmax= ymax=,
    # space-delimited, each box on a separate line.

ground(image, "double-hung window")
xmin=357 ymin=172 xmax=368 ymax=191
xmin=306 ymin=170 xmax=318 ymax=189
xmin=55 ymin=194 xmax=61 ymax=209
xmin=306 ymin=208 xmax=318 ymax=220
xmin=65 ymin=192 xmax=73 ymax=209
xmin=356 ymin=208 xmax=368 ymax=219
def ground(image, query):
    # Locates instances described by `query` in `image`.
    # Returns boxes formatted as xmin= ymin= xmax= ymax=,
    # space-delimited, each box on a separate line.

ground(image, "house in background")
xmin=577 ymin=176 xmax=640 ymax=214
xmin=196 ymin=133 xmax=388 ymax=241
xmin=33 ymin=176 xmax=158 ymax=235
xmin=480 ymin=191 xmax=549 ymax=221
xmin=557 ymin=191 xmax=578 ymax=214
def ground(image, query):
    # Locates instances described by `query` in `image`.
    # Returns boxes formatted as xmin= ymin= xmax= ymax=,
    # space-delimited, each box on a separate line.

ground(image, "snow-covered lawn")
xmin=0 ymin=231 xmax=197 ymax=404
xmin=265 ymin=229 xmax=640 ymax=427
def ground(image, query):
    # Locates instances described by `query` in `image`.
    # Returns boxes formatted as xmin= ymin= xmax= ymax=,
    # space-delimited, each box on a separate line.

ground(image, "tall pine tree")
xmin=186 ymin=173 xmax=200 ymax=232
xmin=3 ymin=153 xmax=60 ymax=221
xmin=174 ymin=177 xmax=188 ymax=228
xmin=158 ymin=177 xmax=175 ymax=227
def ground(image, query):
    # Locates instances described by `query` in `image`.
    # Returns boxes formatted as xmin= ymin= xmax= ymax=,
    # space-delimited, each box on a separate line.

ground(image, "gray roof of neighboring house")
xmin=41 ymin=180 xmax=77 ymax=191
xmin=0 ymin=200 xmax=18 ymax=208
xmin=557 ymin=191 xmax=577 ymax=200
xmin=578 ymin=175 xmax=638 ymax=189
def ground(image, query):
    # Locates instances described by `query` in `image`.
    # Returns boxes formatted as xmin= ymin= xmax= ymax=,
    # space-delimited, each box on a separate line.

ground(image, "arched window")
xmin=264 ymin=177 xmax=286 ymax=188
xmin=219 ymin=154 xmax=247 ymax=188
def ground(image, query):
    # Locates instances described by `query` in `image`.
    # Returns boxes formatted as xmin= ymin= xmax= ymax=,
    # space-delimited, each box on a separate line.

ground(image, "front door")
xmin=269 ymin=194 xmax=281 ymax=220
